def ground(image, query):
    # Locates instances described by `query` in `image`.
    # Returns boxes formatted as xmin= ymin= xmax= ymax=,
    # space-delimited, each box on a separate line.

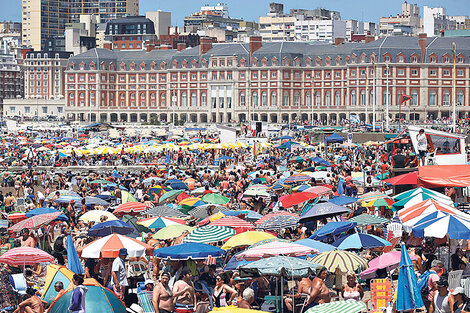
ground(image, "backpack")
xmin=417 ymin=270 xmax=436 ymax=295
xmin=54 ymin=235 xmax=65 ymax=253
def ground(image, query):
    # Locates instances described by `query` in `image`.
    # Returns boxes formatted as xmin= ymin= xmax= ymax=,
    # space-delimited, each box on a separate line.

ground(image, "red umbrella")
xmin=304 ymin=186 xmax=332 ymax=195
xmin=0 ymin=247 xmax=54 ymax=266
xmin=8 ymin=212 xmax=27 ymax=223
xmin=255 ymin=211 xmax=299 ymax=225
xmin=113 ymin=202 xmax=147 ymax=216
xmin=384 ymin=172 xmax=418 ymax=185
xmin=280 ymin=192 xmax=318 ymax=208
xmin=209 ymin=216 xmax=254 ymax=232
xmin=9 ymin=212 xmax=61 ymax=232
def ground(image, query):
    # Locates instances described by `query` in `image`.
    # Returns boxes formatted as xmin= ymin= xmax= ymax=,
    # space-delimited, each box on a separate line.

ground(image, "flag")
xmin=400 ymin=94 xmax=413 ymax=104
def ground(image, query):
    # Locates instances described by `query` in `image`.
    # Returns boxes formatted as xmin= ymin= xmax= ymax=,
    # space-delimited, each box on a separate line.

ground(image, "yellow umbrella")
xmin=221 ymin=231 xmax=276 ymax=250
xmin=210 ymin=306 xmax=264 ymax=313
xmin=152 ymin=225 xmax=195 ymax=240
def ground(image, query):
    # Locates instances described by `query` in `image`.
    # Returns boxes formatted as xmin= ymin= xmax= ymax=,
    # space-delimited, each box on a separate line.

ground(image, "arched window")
xmin=411 ymin=90 xmax=418 ymax=106
xmin=429 ymin=91 xmax=436 ymax=106
xmin=315 ymin=92 xmax=321 ymax=106
xmin=457 ymin=91 xmax=464 ymax=106
xmin=252 ymin=91 xmax=258 ymax=106
xmin=351 ymin=90 xmax=356 ymax=106
xmin=294 ymin=92 xmax=300 ymax=106
xmin=283 ymin=92 xmax=289 ymax=106
xmin=201 ymin=92 xmax=207 ymax=106
xmin=262 ymin=91 xmax=267 ymax=106
xmin=325 ymin=91 xmax=331 ymax=106
xmin=240 ymin=92 xmax=245 ymax=106
xmin=443 ymin=91 xmax=450 ymax=106
xmin=306 ymin=92 xmax=311 ymax=107
xmin=360 ymin=90 xmax=366 ymax=106
xmin=191 ymin=92 xmax=197 ymax=106
xmin=335 ymin=91 xmax=341 ymax=106
xmin=181 ymin=92 xmax=187 ymax=106
xmin=271 ymin=91 xmax=277 ymax=106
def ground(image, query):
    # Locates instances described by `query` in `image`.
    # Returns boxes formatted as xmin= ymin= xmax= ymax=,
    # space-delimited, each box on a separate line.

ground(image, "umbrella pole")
xmin=281 ymin=277 xmax=284 ymax=313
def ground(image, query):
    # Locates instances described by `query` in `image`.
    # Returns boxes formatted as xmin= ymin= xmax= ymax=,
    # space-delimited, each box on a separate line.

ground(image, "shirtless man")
xmin=20 ymin=229 xmax=36 ymax=248
xmin=153 ymin=272 xmax=174 ymax=313
xmin=14 ymin=288 xmax=44 ymax=313
xmin=284 ymin=276 xmax=311 ymax=311
xmin=306 ymin=266 xmax=331 ymax=310
xmin=172 ymin=268 xmax=196 ymax=312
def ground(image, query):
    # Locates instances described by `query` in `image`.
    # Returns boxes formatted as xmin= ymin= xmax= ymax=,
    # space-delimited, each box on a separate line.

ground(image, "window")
xmin=262 ymin=92 xmax=267 ymax=106
xmin=443 ymin=91 xmax=450 ymax=106
xmin=181 ymin=92 xmax=187 ymax=106
xmin=283 ymin=92 xmax=289 ymax=106
xmin=202 ymin=92 xmax=207 ymax=106
xmin=383 ymin=90 xmax=391 ymax=106
xmin=240 ymin=92 xmax=245 ymax=106
xmin=430 ymin=70 xmax=437 ymax=76
xmin=444 ymin=70 xmax=450 ymax=76
xmin=306 ymin=92 xmax=311 ymax=107
xmin=457 ymin=70 xmax=464 ymax=77
xmin=335 ymin=91 xmax=341 ymax=106
xmin=219 ymin=97 xmax=224 ymax=108
xmin=42 ymin=106 xmax=48 ymax=114
xmin=294 ymin=92 xmax=300 ymax=106
xmin=360 ymin=90 xmax=365 ymax=106
xmin=271 ymin=92 xmax=277 ymax=106
xmin=398 ymin=69 xmax=405 ymax=76
xmin=457 ymin=91 xmax=464 ymax=106
xmin=252 ymin=92 xmax=258 ymax=106
xmin=191 ymin=92 xmax=197 ymax=106
xmin=325 ymin=91 xmax=331 ymax=106
xmin=25 ymin=107 xmax=30 ymax=114
xmin=398 ymin=55 xmax=404 ymax=62
xmin=411 ymin=90 xmax=418 ymax=106
xmin=411 ymin=69 xmax=418 ymax=76
xmin=384 ymin=56 xmax=391 ymax=62
xmin=315 ymin=92 xmax=321 ymax=106
xmin=426 ymin=134 xmax=460 ymax=155
xmin=429 ymin=91 xmax=436 ymax=106
xmin=351 ymin=90 xmax=356 ymax=106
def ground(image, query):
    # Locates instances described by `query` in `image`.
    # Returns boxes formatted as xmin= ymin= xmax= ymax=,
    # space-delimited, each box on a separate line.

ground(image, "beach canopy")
xmin=221 ymin=231 xmax=276 ymax=250
xmin=393 ymin=187 xmax=449 ymax=202
xmin=88 ymin=220 xmax=134 ymax=237
xmin=0 ymin=246 xmax=54 ymax=266
xmin=348 ymin=214 xmax=389 ymax=226
xmin=79 ymin=210 xmax=118 ymax=223
xmin=412 ymin=213 xmax=470 ymax=239
xmin=155 ymin=242 xmax=225 ymax=260
xmin=392 ymin=193 xmax=453 ymax=211
xmin=325 ymin=133 xmax=345 ymax=143
xmin=310 ymin=221 xmax=357 ymax=241
xmin=152 ymin=224 xmax=195 ymax=240
xmin=384 ymin=172 xmax=418 ymax=185
xmin=257 ymin=215 xmax=299 ymax=230
xmin=184 ymin=225 xmax=236 ymax=244
xmin=79 ymin=234 xmax=154 ymax=258
xmin=280 ymin=192 xmax=318 ymax=208
xmin=9 ymin=211 xmax=62 ymax=232
xmin=25 ymin=207 xmax=68 ymax=221
xmin=418 ymin=165 xmax=470 ymax=188
xmin=360 ymin=250 xmax=417 ymax=279
xmin=396 ymin=244 xmax=424 ymax=311
xmin=239 ymin=256 xmax=320 ymax=278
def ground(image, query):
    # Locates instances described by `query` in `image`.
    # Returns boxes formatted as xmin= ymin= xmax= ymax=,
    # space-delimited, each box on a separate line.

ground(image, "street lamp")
xmin=385 ymin=62 xmax=390 ymax=132
xmin=452 ymin=42 xmax=457 ymax=133
xmin=372 ymin=61 xmax=376 ymax=132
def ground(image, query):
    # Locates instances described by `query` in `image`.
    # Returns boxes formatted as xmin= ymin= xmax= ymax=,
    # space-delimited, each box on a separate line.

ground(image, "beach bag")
xmin=417 ymin=270 xmax=436 ymax=296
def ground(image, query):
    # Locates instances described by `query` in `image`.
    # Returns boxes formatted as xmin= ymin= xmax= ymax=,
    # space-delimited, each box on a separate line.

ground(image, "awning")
xmin=418 ymin=165 xmax=470 ymax=188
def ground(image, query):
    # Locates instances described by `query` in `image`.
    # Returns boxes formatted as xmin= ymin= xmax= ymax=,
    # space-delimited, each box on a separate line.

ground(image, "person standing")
xmin=416 ymin=129 xmax=428 ymax=167
xmin=152 ymin=272 xmax=174 ymax=313
xmin=69 ymin=274 xmax=88 ymax=313
xmin=172 ymin=268 xmax=196 ymax=312
xmin=111 ymin=248 xmax=129 ymax=300
xmin=429 ymin=279 xmax=453 ymax=313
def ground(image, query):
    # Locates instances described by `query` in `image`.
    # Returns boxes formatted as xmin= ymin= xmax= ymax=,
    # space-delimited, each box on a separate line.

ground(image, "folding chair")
xmin=386 ymin=223 xmax=403 ymax=239
xmin=137 ymin=290 xmax=155 ymax=313
xmin=366 ymin=278 xmax=393 ymax=313
xmin=9 ymin=273 xmax=27 ymax=295
xmin=449 ymin=270 xmax=464 ymax=291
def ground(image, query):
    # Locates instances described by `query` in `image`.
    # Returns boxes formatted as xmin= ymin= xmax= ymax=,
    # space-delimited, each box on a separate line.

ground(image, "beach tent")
xmin=41 ymin=265 xmax=75 ymax=305
xmin=325 ymin=133 xmax=345 ymax=143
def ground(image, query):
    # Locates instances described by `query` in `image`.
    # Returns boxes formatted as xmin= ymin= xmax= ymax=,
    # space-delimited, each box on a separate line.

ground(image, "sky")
xmin=4 ymin=0 xmax=470 ymax=26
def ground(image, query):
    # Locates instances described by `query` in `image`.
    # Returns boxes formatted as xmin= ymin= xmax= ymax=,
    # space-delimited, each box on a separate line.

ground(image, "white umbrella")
xmin=79 ymin=234 xmax=154 ymax=258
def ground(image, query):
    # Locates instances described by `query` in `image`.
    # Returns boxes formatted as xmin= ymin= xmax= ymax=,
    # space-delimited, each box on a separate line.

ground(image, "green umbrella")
xmin=348 ymin=214 xmax=389 ymax=226
xmin=201 ymin=193 xmax=230 ymax=205
xmin=152 ymin=224 xmax=194 ymax=240
xmin=184 ymin=225 xmax=235 ymax=244
xmin=159 ymin=190 xmax=185 ymax=204
xmin=121 ymin=214 xmax=151 ymax=233
xmin=90 ymin=179 xmax=112 ymax=184
xmin=305 ymin=300 xmax=366 ymax=313
xmin=243 ymin=189 xmax=270 ymax=198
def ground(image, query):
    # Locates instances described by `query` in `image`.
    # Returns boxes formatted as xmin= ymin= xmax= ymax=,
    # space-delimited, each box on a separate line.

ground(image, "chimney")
xmin=177 ymin=43 xmax=186 ymax=51
xmin=419 ymin=33 xmax=427 ymax=62
xmin=334 ymin=38 xmax=345 ymax=46
xmin=200 ymin=37 xmax=213 ymax=55
xmin=365 ymin=36 xmax=375 ymax=44
xmin=249 ymin=36 xmax=262 ymax=57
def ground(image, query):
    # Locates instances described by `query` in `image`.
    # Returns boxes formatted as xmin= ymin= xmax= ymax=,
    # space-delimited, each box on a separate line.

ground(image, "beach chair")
xmin=137 ymin=290 xmax=155 ymax=313
xmin=9 ymin=273 xmax=27 ymax=295
xmin=425 ymin=150 xmax=436 ymax=166
xmin=128 ymin=261 xmax=150 ymax=280
xmin=386 ymin=223 xmax=402 ymax=239
xmin=366 ymin=278 xmax=393 ymax=313
xmin=449 ymin=270 xmax=464 ymax=291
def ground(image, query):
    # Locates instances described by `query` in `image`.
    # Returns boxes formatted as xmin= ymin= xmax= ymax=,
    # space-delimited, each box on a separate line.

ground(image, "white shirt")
xmin=111 ymin=257 xmax=128 ymax=286
xmin=417 ymin=133 xmax=427 ymax=151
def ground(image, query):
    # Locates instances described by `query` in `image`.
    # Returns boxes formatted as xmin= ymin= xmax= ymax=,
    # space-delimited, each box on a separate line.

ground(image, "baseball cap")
xmin=437 ymin=279 xmax=448 ymax=287
xmin=118 ymin=248 xmax=128 ymax=256
xmin=451 ymin=287 xmax=465 ymax=295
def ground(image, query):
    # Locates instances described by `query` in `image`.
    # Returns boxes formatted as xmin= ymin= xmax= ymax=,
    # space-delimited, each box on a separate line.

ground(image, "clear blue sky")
xmin=3 ymin=0 xmax=470 ymax=26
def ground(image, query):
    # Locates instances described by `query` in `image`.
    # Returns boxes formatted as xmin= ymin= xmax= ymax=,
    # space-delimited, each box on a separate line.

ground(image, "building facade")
xmin=423 ymin=6 xmax=456 ymax=37
xmin=22 ymin=0 xmax=139 ymax=51
xmin=379 ymin=2 xmax=420 ymax=36
xmin=104 ymin=16 xmax=156 ymax=50
xmin=0 ymin=54 xmax=23 ymax=108
xmin=64 ymin=35 xmax=470 ymax=124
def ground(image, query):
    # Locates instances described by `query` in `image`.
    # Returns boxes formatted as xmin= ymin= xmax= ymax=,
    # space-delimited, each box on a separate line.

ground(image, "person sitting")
xmin=237 ymin=288 xmax=254 ymax=309
xmin=451 ymin=248 xmax=467 ymax=271
xmin=13 ymin=287 xmax=44 ymax=313
xmin=284 ymin=276 xmax=311 ymax=312
xmin=341 ymin=272 xmax=363 ymax=301
xmin=49 ymin=282 xmax=66 ymax=307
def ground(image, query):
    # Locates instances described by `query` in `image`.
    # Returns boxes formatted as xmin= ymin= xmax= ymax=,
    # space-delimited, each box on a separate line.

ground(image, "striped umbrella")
xmin=348 ymin=214 xmax=389 ymax=226
xmin=257 ymin=215 xmax=299 ymax=231
xmin=284 ymin=174 xmax=311 ymax=183
xmin=113 ymin=202 xmax=147 ymax=216
xmin=143 ymin=205 xmax=187 ymax=218
xmin=209 ymin=217 xmax=254 ymax=231
xmin=79 ymin=234 xmax=154 ymax=258
xmin=248 ymin=238 xmax=288 ymax=249
xmin=9 ymin=212 xmax=61 ymax=232
xmin=255 ymin=211 xmax=299 ymax=225
xmin=138 ymin=216 xmax=186 ymax=229
xmin=201 ymin=193 xmax=230 ymax=205
xmin=0 ymin=247 xmax=54 ymax=266
xmin=188 ymin=204 xmax=226 ymax=219
xmin=184 ymin=225 xmax=236 ymax=243
xmin=179 ymin=197 xmax=206 ymax=213
xmin=305 ymin=300 xmax=366 ymax=313
xmin=309 ymin=250 xmax=368 ymax=272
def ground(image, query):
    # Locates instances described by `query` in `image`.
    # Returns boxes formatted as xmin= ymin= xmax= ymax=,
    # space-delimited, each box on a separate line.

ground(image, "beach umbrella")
xmin=257 ymin=215 xmax=299 ymax=230
xmin=295 ymin=239 xmax=335 ymax=253
xmin=255 ymin=211 xmax=298 ymax=225
xmin=152 ymin=224 xmax=195 ymax=240
xmin=201 ymin=193 xmax=230 ymax=205
xmin=113 ymin=201 xmax=147 ymax=216
xmin=332 ymin=233 xmax=392 ymax=250
xmin=359 ymin=192 xmax=389 ymax=202
xmin=155 ymin=242 xmax=225 ymax=260
xmin=138 ymin=216 xmax=186 ymax=229
xmin=79 ymin=210 xmax=118 ymax=223
xmin=304 ymin=186 xmax=332 ymax=195
xmin=284 ymin=174 xmax=311 ymax=183
xmin=46 ymin=190 xmax=80 ymax=199
xmin=236 ymin=241 xmax=318 ymax=261
xmin=143 ymin=177 xmax=165 ymax=186
xmin=360 ymin=250 xmax=418 ymax=279
xmin=239 ymin=256 xmax=320 ymax=278
xmin=188 ymin=204 xmax=225 ymax=219
xmin=247 ymin=238 xmax=288 ymax=249
xmin=25 ymin=207 xmax=68 ymax=221
xmin=198 ymin=211 xmax=227 ymax=226
xmin=329 ymin=196 xmax=358 ymax=206
xmin=54 ymin=194 xmax=82 ymax=203
xmin=121 ymin=214 xmax=151 ymax=235
xmin=209 ymin=216 xmax=254 ymax=231
xmin=8 ymin=212 xmax=27 ymax=223
xmin=143 ymin=205 xmax=187 ymax=218
xmin=309 ymin=250 xmax=368 ymax=272
xmin=9 ymin=212 xmax=61 ymax=232
xmin=364 ymin=198 xmax=394 ymax=208
xmin=300 ymin=202 xmax=351 ymax=222
xmin=76 ymin=196 xmax=110 ymax=207
xmin=165 ymin=179 xmax=189 ymax=190
xmin=221 ymin=231 xmax=276 ymax=250
xmin=310 ymin=156 xmax=332 ymax=167
xmin=280 ymin=192 xmax=318 ymax=208
xmin=412 ymin=213 xmax=470 ymax=239
xmin=0 ymin=247 xmax=54 ymax=266
xmin=179 ymin=197 xmax=206 ymax=213
xmin=398 ymin=199 xmax=461 ymax=223
xmin=310 ymin=221 xmax=357 ymax=241
xmin=396 ymin=243 xmax=424 ymax=311
xmin=184 ymin=225 xmax=236 ymax=243
xmin=66 ymin=235 xmax=84 ymax=274
xmin=121 ymin=190 xmax=137 ymax=204
xmin=392 ymin=193 xmax=453 ymax=211
xmin=159 ymin=190 xmax=185 ymax=204
xmin=90 ymin=179 xmax=112 ymax=184
xmin=87 ymin=220 xmax=134 ymax=237
xmin=393 ymin=187 xmax=449 ymax=201
xmin=79 ymin=234 xmax=154 ymax=258
xmin=305 ymin=300 xmax=366 ymax=313
xmin=384 ymin=172 xmax=418 ymax=185
xmin=216 ymin=156 xmax=234 ymax=161
xmin=224 ymin=255 xmax=251 ymax=271
xmin=289 ymin=156 xmax=306 ymax=163
xmin=348 ymin=214 xmax=389 ymax=226
xmin=242 ymin=187 xmax=270 ymax=198
xmin=268 ymin=183 xmax=288 ymax=191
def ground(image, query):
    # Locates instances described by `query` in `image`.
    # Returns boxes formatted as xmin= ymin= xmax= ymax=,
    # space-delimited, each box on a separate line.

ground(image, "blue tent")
xmin=88 ymin=220 xmax=134 ymax=237
xmin=325 ymin=133 xmax=345 ymax=143
xmin=278 ymin=141 xmax=300 ymax=150
xmin=25 ymin=207 xmax=68 ymax=221
xmin=296 ymin=238 xmax=335 ymax=253
xmin=155 ymin=242 xmax=225 ymax=260
xmin=329 ymin=196 xmax=359 ymax=206
xmin=310 ymin=221 xmax=357 ymax=240
xmin=66 ymin=235 xmax=83 ymax=274
xmin=396 ymin=243 xmax=424 ymax=311
xmin=300 ymin=202 xmax=351 ymax=222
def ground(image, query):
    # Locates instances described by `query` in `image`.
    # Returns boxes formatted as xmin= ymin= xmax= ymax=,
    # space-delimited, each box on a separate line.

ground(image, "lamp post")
xmin=385 ymin=62 xmax=390 ymax=132
xmin=452 ymin=42 xmax=457 ymax=133
xmin=372 ymin=61 xmax=376 ymax=132
xmin=365 ymin=66 xmax=369 ymax=124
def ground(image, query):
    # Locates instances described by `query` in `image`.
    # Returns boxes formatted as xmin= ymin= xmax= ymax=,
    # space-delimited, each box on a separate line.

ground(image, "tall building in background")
xmin=379 ymin=1 xmax=420 ymax=36
xmin=22 ymin=0 xmax=139 ymax=51
xmin=423 ymin=6 xmax=456 ymax=37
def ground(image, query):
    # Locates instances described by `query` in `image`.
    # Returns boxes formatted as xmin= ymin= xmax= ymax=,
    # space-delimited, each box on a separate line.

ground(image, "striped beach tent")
xmin=184 ymin=225 xmax=236 ymax=244
xmin=305 ymin=300 xmax=366 ymax=313
xmin=309 ymin=250 xmax=368 ymax=272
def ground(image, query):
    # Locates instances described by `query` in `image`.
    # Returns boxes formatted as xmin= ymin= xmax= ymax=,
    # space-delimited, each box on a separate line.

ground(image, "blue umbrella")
xmin=332 ymin=233 xmax=392 ymax=250
xmin=224 ymin=255 xmax=251 ymax=271
xmin=88 ymin=220 xmax=134 ymax=237
xmin=165 ymin=179 xmax=189 ymax=190
xmin=310 ymin=221 xmax=357 ymax=240
xmin=155 ymin=242 xmax=225 ymax=260
xmin=310 ymin=157 xmax=332 ymax=166
xmin=66 ymin=235 xmax=83 ymax=274
xmin=329 ymin=196 xmax=359 ymax=206
xmin=257 ymin=215 xmax=300 ymax=230
xmin=296 ymin=238 xmax=335 ymax=253
xmin=216 ymin=156 xmax=234 ymax=161
xmin=54 ymin=195 xmax=83 ymax=204
xmin=396 ymin=243 xmax=424 ymax=311
xmin=273 ymin=135 xmax=295 ymax=141
xmin=300 ymin=202 xmax=351 ymax=222
xmin=25 ymin=207 xmax=68 ymax=221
